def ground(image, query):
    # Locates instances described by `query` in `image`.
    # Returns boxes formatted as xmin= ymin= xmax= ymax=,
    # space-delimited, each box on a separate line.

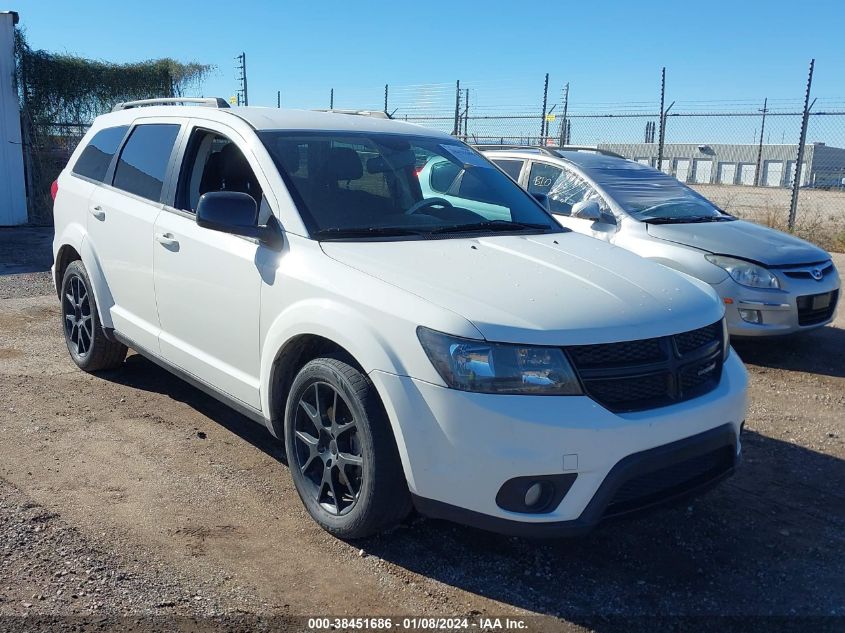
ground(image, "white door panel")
xmin=675 ymin=159 xmax=690 ymax=182
xmin=718 ymin=162 xmax=737 ymax=184
xmin=153 ymin=211 xmax=261 ymax=408
xmin=739 ymin=163 xmax=756 ymax=185
xmin=87 ymin=186 xmax=161 ymax=351
xmin=693 ymin=159 xmax=712 ymax=184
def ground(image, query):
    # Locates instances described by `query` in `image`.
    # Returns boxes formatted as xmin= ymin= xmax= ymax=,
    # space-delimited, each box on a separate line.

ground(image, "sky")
xmin=10 ymin=0 xmax=845 ymax=118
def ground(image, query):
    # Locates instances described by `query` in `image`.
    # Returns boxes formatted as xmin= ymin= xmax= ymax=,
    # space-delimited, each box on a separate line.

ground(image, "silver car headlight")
xmin=417 ymin=327 xmax=582 ymax=395
xmin=705 ymin=255 xmax=780 ymax=289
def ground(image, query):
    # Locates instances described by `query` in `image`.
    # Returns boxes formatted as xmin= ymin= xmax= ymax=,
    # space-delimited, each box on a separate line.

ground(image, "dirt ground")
xmin=0 ymin=227 xmax=843 ymax=632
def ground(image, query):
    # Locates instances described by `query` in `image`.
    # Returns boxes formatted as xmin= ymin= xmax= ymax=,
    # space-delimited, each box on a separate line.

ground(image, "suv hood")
xmin=646 ymin=219 xmax=829 ymax=266
xmin=321 ymin=233 xmax=723 ymax=346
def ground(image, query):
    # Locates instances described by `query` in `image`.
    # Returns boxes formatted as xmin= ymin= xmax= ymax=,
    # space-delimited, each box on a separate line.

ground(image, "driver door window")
xmin=176 ymin=129 xmax=268 ymax=221
xmin=531 ymin=162 xmax=614 ymax=223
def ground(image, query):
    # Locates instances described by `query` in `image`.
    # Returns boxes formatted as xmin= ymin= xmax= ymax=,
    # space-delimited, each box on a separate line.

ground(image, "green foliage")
xmin=15 ymin=28 xmax=213 ymax=126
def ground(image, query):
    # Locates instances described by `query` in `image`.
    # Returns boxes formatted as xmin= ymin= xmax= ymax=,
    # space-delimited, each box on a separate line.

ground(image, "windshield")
xmin=590 ymin=163 xmax=734 ymax=223
xmin=258 ymin=131 xmax=563 ymax=240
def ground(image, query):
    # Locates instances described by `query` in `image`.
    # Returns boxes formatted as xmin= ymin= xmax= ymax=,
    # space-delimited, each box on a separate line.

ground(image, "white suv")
xmin=52 ymin=98 xmax=748 ymax=538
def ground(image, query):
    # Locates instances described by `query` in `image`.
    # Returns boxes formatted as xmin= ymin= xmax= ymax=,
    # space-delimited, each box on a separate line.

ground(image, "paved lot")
xmin=0 ymin=227 xmax=843 ymax=632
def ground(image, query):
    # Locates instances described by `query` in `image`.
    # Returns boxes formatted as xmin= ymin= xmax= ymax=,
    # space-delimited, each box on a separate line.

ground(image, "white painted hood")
xmin=321 ymin=233 xmax=724 ymax=346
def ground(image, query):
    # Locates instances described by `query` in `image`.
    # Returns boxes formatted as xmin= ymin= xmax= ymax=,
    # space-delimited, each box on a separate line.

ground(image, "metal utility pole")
xmin=657 ymin=67 xmax=666 ymax=170
xmin=788 ymin=59 xmax=816 ymax=231
xmin=384 ymin=84 xmax=389 ymax=115
xmin=754 ymin=98 xmax=768 ymax=186
xmin=540 ymin=73 xmax=549 ymax=142
xmin=463 ymin=88 xmax=469 ymax=140
xmin=330 ymin=88 xmax=334 ymax=109
xmin=452 ymin=80 xmax=461 ymax=136
xmin=559 ymin=83 xmax=569 ymax=146
xmin=235 ymin=52 xmax=248 ymax=106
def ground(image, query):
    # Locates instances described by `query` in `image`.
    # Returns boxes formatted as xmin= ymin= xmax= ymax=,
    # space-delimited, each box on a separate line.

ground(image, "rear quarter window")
xmin=112 ymin=124 xmax=181 ymax=202
xmin=72 ymin=126 xmax=129 ymax=182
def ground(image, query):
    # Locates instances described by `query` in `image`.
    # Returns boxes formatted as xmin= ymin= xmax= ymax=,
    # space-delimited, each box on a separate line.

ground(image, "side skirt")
xmin=112 ymin=331 xmax=267 ymax=426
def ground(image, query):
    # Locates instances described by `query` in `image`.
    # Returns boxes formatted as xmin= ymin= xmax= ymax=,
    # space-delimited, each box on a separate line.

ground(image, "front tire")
xmin=61 ymin=261 xmax=127 ymax=372
xmin=284 ymin=357 xmax=411 ymax=538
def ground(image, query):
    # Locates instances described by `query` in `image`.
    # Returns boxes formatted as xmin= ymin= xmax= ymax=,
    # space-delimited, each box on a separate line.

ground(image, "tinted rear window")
xmin=72 ymin=126 xmax=129 ymax=182
xmin=113 ymin=124 xmax=181 ymax=202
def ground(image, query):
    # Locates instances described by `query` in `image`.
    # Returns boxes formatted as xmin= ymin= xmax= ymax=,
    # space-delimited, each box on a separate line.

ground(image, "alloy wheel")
xmin=63 ymin=274 xmax=93 ymax=357
xmin=293 ymin=381 xmax=364 ymax=515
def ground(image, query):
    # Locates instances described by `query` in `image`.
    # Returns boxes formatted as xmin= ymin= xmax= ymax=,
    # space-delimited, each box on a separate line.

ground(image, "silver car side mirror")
xmin=571 ymin=199 xmax=602 ymax=222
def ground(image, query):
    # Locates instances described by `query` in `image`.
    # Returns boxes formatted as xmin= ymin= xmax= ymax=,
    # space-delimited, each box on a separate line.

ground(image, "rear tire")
xmin=61 ymin=260 xmax=127 ymax=372
xmin=284 ymin=356 xmax=411 ymax=538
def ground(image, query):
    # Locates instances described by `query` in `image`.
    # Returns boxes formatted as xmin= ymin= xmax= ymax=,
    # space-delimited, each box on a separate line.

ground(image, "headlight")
xmin=417 ymin=327 xmax=582 ymax=395
xmin=705 ymin=255 xmax=780 ymax=289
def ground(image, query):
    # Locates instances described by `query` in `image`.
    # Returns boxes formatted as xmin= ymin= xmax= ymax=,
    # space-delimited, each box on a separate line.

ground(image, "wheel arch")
xmin=54 ymin=223 xmax=115 ymax=329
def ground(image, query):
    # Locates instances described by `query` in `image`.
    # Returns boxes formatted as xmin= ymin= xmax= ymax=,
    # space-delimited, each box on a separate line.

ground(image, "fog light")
xmin=524 ymin=482 xmax=544 ymax=507
xmin=739 ymin=309 xmax=762 ymax=324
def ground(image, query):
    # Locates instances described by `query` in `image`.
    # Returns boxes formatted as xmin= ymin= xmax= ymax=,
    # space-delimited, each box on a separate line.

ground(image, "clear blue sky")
xmin=11 ymin=0 xmax=845 ymax=115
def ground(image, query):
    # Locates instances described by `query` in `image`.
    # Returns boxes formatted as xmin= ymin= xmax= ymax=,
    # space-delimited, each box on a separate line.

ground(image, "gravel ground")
xmin=1 ymin=227 xmax=843 ymax=632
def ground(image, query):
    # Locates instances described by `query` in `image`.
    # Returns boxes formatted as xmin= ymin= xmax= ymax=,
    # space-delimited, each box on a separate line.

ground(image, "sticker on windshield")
xmin=440 ymin=144 xmax=491 ymax=168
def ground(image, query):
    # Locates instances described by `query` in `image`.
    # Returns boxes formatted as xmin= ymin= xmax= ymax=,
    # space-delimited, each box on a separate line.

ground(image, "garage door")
xmin=675 ymin=159 xmax=690 ymax=182
xmin=659 ymin=158 xmax=673 ymax=175
xmin=693 ymin=159 xmax=713 ymax=184
xmin=739 ymin=163 xmax=756 ymax=185
xmin=786 ymin=161 xmax=808 ymax=187
xmin=763 ymin=160 xmax=784 ymax=187
xmin=718 ymin=163 xmax=737 ymax=184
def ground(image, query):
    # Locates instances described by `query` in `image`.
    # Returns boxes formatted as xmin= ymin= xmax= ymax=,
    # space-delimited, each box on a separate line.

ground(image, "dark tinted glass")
xmin=429 ymin=160 xmax=461 ymax=193
xmin=113 ymin=124 xmax=180 ymax=201
xmin=491 ymin=159 xmax=524 ymax=181
xmin=72 ymin=126 xmax=129 ymax=181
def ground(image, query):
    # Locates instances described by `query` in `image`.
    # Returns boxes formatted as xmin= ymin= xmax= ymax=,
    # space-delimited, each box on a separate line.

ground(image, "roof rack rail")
xmin=112 ymin=97 xmax=230 ymax=112
xmin=472 ymin=144 xmax=625 ymax=159
xmin=313 ymin=108 xmax=391 ymax=119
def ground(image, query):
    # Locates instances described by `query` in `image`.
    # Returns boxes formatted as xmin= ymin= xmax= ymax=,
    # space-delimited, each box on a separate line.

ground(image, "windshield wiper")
xmin=427 ymin=220 xmax=556 ymax=235
xmin=311 ymin=226 xmax=429 ymax=240
xmin=643 ymin=215 xmax=731 ymax=225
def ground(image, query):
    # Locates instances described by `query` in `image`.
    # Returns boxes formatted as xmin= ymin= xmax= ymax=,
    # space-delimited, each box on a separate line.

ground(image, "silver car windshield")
xmin=588 ymin=163 xmax=734 ymax=223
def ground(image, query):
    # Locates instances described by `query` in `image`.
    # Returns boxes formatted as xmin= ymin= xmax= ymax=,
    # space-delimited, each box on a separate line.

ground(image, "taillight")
xmin=50 ymin=180 xmax=59 ymax=201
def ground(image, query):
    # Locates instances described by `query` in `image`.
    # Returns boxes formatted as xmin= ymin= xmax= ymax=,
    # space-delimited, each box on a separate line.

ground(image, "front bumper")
xmin=713 ymin=272 xmax=840 ymax=337
xmin=370 ymin=352 xmax=747 ymax=534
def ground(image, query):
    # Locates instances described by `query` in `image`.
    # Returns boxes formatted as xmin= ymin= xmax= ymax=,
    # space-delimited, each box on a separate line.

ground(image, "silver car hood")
xmin=646 ymin=219 xmax=829 ymax=266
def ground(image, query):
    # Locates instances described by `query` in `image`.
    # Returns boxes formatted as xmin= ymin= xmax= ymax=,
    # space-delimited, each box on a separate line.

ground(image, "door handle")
xmin=89 ymin=205 xmax=105 ymax=221
xmin=155 ymin=232 xmax=179 ymax=248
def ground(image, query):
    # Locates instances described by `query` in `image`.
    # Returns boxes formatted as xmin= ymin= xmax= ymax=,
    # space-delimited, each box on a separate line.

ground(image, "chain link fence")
xmin=402 ymin=103 xmax=845 ymax=251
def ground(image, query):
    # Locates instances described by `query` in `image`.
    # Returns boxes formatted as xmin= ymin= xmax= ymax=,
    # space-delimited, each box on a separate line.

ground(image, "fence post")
xmin=384 ymin=84 xmax=388 ymax=115
xmin=656 ymin=67 xmax=666 ymax=170
xmin=754 ymin=98 xmax=768 ymax=186
xmin=452 ymin=80 xmax=461 ymax=136
xmin=277 ymin=90 xmax=281 ymax=108
xmin=463 ymin=88 xmax=469 ymax=141
xmin=788 ymin=59 xmax=815 ymax=231
xmin=540 ymin=73 xmax=549 ymax=143
xmin=330 ymin=88 xmax=334 ymax=109
xmin=559 ymin=83 xmax=569 ymax=146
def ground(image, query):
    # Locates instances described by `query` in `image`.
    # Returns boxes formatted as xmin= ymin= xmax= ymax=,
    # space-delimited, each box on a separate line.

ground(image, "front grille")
xmin=797 ymin=289 xmax=839 ymax=326
xmin=603 ymin=446 xmax=735 ymax=517
xmin=566 ymin=321 xmax=724 ymax=413
xmin=783 ymin=261 xmax=834 ymax=280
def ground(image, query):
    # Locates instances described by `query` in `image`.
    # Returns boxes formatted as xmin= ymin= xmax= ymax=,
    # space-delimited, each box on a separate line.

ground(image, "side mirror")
xmin=531 ymin=192 xmax=551 ymax=211
xmin=571 ymin=199 xmax=602 ymax=222
xmin=196 ymin=191 xmax=283 ymax=249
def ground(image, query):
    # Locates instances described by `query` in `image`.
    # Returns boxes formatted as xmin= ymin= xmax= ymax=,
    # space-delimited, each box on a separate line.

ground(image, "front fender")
xmin=259 ymin=297 xmax=413 ymax=418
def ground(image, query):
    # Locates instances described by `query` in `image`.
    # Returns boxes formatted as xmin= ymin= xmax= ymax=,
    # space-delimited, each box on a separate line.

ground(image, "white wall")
xmin=0 ymin=11 xmax=27 ymax=225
